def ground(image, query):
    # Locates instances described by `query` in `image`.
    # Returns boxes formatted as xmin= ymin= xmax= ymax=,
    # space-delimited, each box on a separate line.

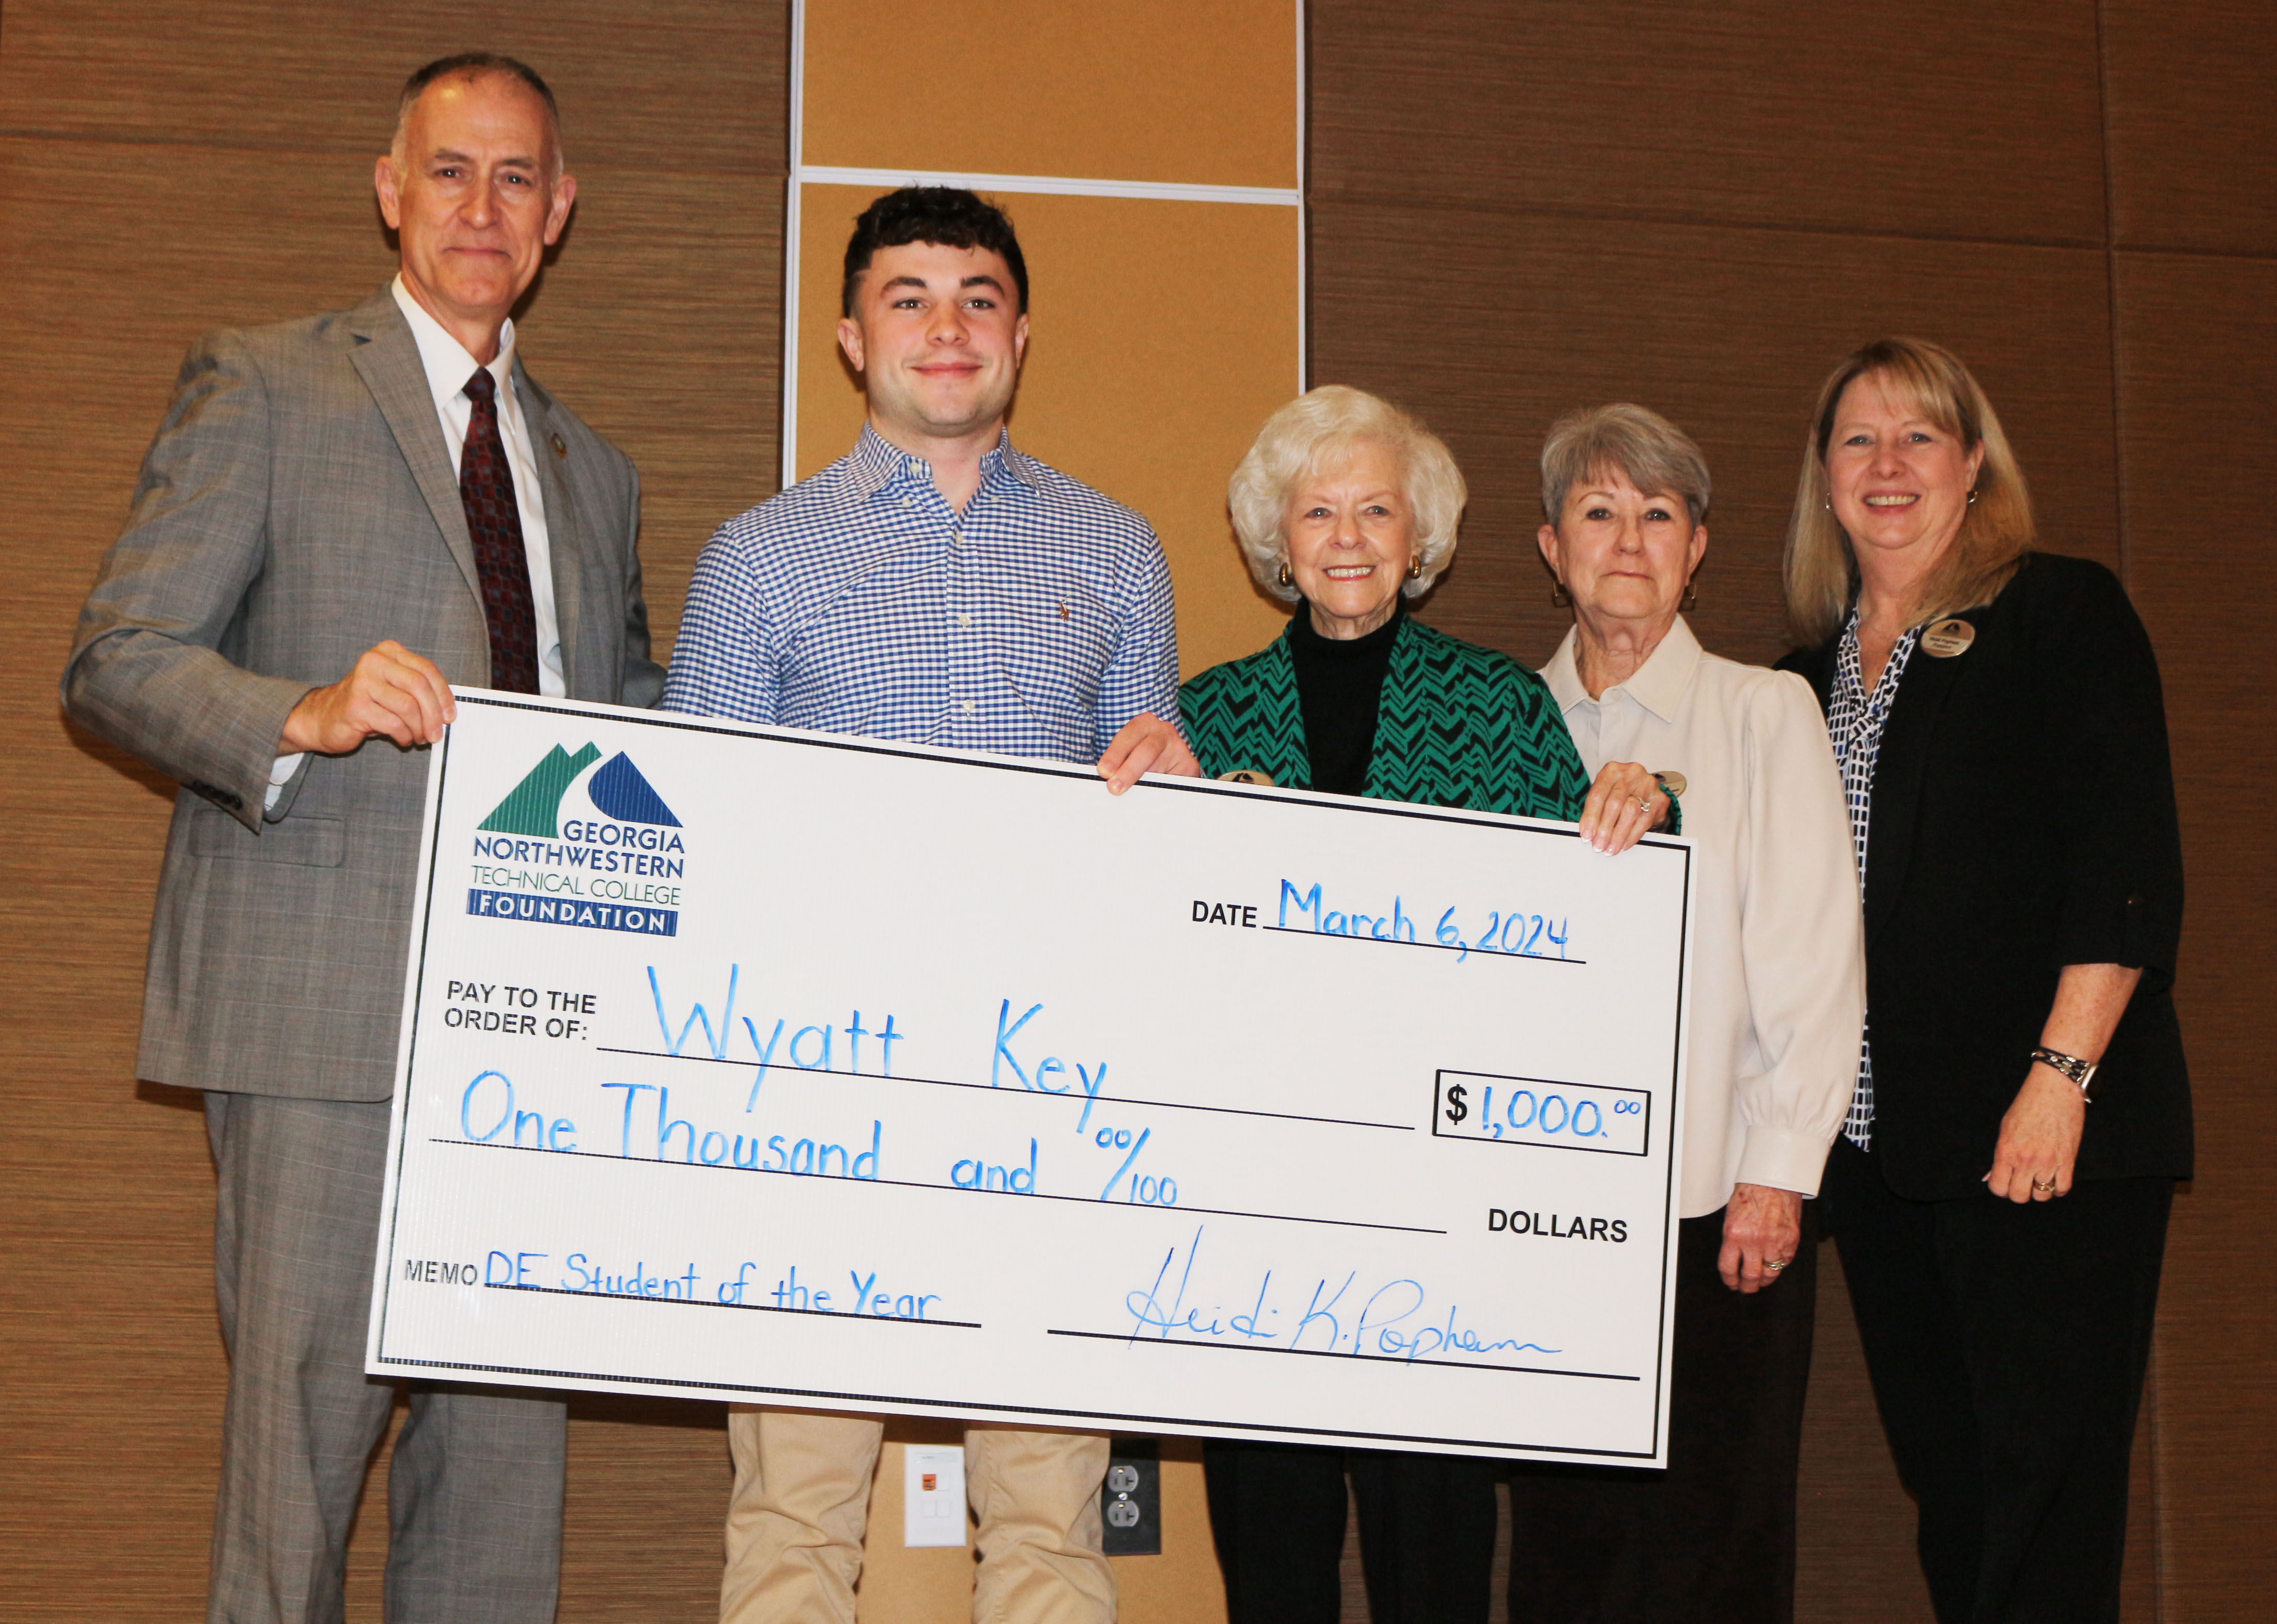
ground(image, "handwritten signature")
xmin=1122 ymin=1226 xmax=1561 ymax=1364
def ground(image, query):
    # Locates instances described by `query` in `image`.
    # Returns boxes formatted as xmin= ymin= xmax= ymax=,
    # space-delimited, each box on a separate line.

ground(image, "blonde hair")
xmin=1783 ymin=337 xmax=2033 ymax=646
xmin=1540 ymin=402 xmax=1712 ymax=526
xmin=1228 ymin=386 xmax=1467 ymax=603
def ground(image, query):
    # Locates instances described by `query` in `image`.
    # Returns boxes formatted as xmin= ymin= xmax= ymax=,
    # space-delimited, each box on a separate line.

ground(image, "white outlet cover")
xmin=902 ymin=1445 xmax=968 ymax=1548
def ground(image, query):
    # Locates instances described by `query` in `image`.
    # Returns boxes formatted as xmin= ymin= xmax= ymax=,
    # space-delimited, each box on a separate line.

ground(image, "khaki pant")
xmin=721 ymin=1407 xmax=1114 ymax=1623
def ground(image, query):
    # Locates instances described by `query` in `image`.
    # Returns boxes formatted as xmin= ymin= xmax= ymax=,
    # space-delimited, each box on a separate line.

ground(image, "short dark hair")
xmin=396 ymin=54 xmax=562 ymax=168
xmin=841 ymin=187 xmax=1028 ymax=317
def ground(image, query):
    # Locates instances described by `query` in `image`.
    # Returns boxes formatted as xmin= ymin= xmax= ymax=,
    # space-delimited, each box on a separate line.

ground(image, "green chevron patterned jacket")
xmin=1180 ymin=615 xmax=1590 ymax=818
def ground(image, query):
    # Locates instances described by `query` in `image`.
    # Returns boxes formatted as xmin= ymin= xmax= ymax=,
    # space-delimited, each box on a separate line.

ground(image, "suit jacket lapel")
xmin=516 ymin=366 xmax=589 ymax=698
xmin=1363 ymin=617 xmax=1423 ymax=803
xmin=1793 ymin=639 xmax=1837 ymax=713
xmin=346 ymin=289 xmax=484 ymax=614
xmin=1864 ymin=627 xmax=1973 ymax=948
xmin=1253 ymin=635 xmax=1313 ymax=790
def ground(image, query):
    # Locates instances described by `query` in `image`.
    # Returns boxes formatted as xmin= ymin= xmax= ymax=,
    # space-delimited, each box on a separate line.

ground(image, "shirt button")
xmin=958 ymin=614 xmax=973 ymax=628
xmin=961 ymin=699 xmax=977 ymax=714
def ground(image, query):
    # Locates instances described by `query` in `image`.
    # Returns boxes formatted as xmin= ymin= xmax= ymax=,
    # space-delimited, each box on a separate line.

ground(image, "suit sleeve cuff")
xmin=193 ymin=673 xmax=316 ymax=832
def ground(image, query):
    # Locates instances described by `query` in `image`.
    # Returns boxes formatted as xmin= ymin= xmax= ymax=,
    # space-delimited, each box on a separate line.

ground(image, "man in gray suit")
xmin=61 ymin=53 xmax=662 ymax=1622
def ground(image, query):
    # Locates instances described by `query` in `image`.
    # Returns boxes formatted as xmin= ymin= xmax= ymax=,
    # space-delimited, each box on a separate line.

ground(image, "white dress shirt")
xmin=269 ymin=277 xmax=566 ymax=804
xmin=1543 ymin=616 xmax=1865 ymax=1218
xmin=387 ymin=274 xmax=565 ymax=695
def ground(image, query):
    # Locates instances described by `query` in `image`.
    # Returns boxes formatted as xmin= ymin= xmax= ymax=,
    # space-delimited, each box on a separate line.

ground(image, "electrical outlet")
xmin=903 ymin=1444 xmax=967 ymax=1548
xmin=1099 ymin=1439 xmax=1161 ymax=1555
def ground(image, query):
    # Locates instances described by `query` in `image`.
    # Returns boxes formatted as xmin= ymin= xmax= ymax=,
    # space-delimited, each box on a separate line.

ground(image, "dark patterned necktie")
xmin=460 ymin=367 xmax=540 ymax=694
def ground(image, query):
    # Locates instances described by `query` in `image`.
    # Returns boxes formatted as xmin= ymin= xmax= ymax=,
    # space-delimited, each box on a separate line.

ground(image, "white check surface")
xmin=368 ymin=693 xmax=1693 ymax=1464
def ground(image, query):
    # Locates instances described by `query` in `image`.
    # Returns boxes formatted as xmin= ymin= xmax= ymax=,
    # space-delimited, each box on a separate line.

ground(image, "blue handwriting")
xmin=1122 ymin=1227 xmax=1560 ymax=1363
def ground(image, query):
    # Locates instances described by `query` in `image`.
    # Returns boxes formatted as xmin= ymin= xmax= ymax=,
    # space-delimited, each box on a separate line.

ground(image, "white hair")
xmin=1228 ymin=386 xmax=1468 ymax=603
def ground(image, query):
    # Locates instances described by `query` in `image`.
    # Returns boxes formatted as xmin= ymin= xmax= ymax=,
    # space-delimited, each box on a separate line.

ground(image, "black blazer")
xmin=1780 ymin=554 xmax=2191 ymax=1200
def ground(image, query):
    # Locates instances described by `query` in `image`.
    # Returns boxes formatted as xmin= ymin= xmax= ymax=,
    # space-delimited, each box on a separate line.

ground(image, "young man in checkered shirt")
xmin=665 ymin=185 xmax=1197 ymax=1624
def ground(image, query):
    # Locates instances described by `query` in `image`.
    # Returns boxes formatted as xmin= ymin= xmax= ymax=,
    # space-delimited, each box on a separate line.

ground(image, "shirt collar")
xmin=391 ymin=273 xmax=514 ymax=413
xmin=848 ymin=422 xmax=1043 ymax=502
xmin=1541 ymin=615 xmax=1702 ymax=724
xmin=1542 ymin=627 xmax=1588 ymax=713
xmin=994 ymin=437 xmax=1043 ymax=494
xmin=1286 ymin=595 xmax=1406 ymax=655
xmin=1838 ymin=608 xmax=1924 ymax=706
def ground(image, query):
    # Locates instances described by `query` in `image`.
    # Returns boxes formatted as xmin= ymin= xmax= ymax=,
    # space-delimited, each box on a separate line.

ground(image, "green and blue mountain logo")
xmin=478 ymin=743 xmax=682 ymax=837
xmin=467 ymin=742 xmax=688 ymax=938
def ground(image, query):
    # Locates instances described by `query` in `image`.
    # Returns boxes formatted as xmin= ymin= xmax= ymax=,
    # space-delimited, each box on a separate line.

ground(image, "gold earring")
xmin=1407 ymin=556 xmax=1424 ymax=580
xmin=1551 ymin=579 xmax=1571 ymax=608
xmin=1277 ymin=560 xmax=1291 ymax=588
xmin=1683 ymin=575 xmax=1699 ymax=611
xmin=1967 ymin=489 xmax=1979 ymax=506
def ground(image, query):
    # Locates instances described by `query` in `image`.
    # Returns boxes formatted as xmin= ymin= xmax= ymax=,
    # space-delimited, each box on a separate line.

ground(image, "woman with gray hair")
xmin=1506 ymin=403 xmax=1864 ymax=1623
xmin=1184 ymin=385 xmax=1650 ymax=835
xmin=1183 ymin=386 xmax=1659 ymax=1623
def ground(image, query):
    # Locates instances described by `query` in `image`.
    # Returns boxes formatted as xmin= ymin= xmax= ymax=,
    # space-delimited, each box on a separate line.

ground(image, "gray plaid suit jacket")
xmin=64 ymin=286 xmax=666 ymax=1102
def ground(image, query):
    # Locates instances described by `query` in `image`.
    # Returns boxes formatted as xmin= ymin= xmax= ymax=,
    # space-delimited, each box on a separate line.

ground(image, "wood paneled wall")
xmin=2101 ymin=9 xmax=2277 ymax=1611
xmin=0 ymin=5 xmax=787 ymax=1618
xmin=2 ymin=4 xmax=2268 ymax=1621
xmin=1307 ymin=3 xmax=2274 ymax=1619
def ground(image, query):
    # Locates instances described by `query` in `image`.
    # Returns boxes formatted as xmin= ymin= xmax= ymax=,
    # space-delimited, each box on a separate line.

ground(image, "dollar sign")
xmin=1444 ymin=1083 xmax=1469 ymax=1126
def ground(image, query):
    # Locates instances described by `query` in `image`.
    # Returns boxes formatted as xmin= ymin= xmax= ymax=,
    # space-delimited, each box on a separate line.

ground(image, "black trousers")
xmin=1203 ymin=1440 xmax=1500 ymax=1623
xmin=1822 ymin=1136 xmax=2171 ymax=1624
xmin=1504 ymin=1202 xmax=1819 ymax=1623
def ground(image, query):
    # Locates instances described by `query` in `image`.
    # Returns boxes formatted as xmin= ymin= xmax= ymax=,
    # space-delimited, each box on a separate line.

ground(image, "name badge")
xmin=1921 ymin=618 xmax=1975 ymax=658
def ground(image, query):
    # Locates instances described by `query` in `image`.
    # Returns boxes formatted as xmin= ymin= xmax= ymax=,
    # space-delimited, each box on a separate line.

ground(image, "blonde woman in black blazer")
xmin=1777 ymin=338 xmax=2188 ymax=1624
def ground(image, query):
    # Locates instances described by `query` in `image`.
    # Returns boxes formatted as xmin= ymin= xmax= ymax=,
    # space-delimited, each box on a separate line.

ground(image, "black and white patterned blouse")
xmin=1829 ymin=610 xmax=1922 ymax=1150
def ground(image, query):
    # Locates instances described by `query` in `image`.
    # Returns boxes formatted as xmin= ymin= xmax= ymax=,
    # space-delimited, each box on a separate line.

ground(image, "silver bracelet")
xmin=2030 ymin=1047 xmax=2098 ymax=1100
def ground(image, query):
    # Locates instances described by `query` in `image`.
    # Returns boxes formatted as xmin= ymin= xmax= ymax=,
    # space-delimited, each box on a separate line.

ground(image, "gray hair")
xmin=1228 ymin=386 xmax=1467 ymax=603
xmin=1539 ymin=403 xmax=1712 ymax=529
xmin=391 ymin=52 xmax=565 ymax=178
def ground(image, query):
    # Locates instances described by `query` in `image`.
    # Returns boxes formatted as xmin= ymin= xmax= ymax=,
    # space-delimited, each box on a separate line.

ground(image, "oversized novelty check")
xmin=368 ymin=692 xmax=1693 ymax=1464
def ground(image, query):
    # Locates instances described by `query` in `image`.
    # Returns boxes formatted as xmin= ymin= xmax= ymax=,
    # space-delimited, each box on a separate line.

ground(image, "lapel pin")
xmin=549 ymin=433 xmax=568 ymax=459
xmin=1921 ymin=618 xmax=1975 ymax=658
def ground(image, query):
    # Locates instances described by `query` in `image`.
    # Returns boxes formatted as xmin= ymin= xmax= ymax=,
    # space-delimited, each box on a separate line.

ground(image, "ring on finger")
xmin=1763 ymin=1258 xmax=1786 ymax=1273
xmin=1632 ymin=792 xmax=1652 ymax=813
xmin=2031 ymin=1178 xmax=2057 ymax=1195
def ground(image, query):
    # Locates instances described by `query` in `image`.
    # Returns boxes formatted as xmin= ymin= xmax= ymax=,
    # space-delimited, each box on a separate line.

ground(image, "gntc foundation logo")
xmin=464 ymin=743 xmax=689 ymax=936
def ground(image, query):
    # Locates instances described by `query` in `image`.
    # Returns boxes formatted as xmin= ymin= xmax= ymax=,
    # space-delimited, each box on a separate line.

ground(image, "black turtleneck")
xmin=1287 ymin=598 xmax=1404 ymax=795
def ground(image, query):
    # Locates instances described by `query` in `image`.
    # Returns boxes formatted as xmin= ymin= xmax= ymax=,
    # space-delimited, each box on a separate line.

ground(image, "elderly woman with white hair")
xmin=1506 ymin=403 xmax=1865 ymax=1624
xmin=1183 ymin=385 xmax=1657 ymax=1624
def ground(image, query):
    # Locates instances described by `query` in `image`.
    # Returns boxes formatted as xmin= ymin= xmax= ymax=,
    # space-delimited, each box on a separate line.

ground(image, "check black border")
xmin=1429 ymin=1069 xmax=1654 ymax=1160
xmin=377 ymin=693 xmax=1692 ymax=1461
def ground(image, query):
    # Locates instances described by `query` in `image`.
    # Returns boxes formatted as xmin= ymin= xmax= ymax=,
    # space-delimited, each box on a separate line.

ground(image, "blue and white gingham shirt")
xmin=663 ymin=425 xmax=1181 ymax=761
